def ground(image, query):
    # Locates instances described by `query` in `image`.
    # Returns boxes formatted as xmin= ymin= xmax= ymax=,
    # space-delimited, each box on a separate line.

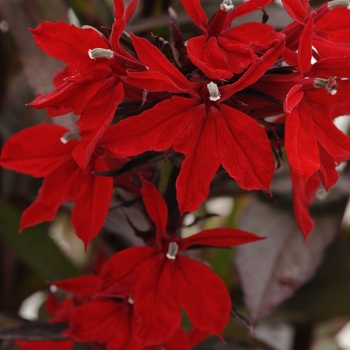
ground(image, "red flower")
xmin=283 ymin=16 xmax=350 ymax=185
xmin=96 ymin=178 xmax=263 ymax=346
xmin=51 ymin=271 xmax=190 ymax=349
xmin=66 ymin=297 xmax=190 ymax=350
xmin=281 ymin=0 xmax=350 ymax=62
xmin=249 ymin=15 xmax=350 ymax=237
xmin=103 ymin=33 xmax=285 ymax=213
xmin=27 ymin=0 xmax=141 ymax=170
xmin=0 ymin=124 xmax=113 ymax=247
xmin=180 ymin=0 xmax=280 ymax=79
xmin=13 ymin=276 xmax=94 ymax=350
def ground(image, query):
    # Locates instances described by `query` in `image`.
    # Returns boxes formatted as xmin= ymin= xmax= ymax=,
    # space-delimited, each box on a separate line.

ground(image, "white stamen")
xmin=166 ymin=242 xmax=179 ymax=260
xmin=207 ymin=82 xmax=221 ymax=101
xmin=328 ymin=0 xmax=350 ymax=10
xmin=314 ymin=76 xmax=338 ymax=95
xmin=220 ymin=0 xmax=234 ymax=11
xmin=88 ymin=48 xmax=113 ymax=59
xmin=128 ymin=295 xmax=134 ymax=304
xmin=60 ymin=132 xmax=81 ymax=144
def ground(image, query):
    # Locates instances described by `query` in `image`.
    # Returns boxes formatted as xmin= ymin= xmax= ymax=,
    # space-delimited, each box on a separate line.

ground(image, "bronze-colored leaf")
xmin=236 ymin=195 xmax=347 ymax=323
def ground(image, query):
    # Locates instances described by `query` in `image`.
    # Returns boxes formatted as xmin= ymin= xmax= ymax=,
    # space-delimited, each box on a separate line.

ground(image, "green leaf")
xmin=0 ymin=200 xmax=80 ymax=280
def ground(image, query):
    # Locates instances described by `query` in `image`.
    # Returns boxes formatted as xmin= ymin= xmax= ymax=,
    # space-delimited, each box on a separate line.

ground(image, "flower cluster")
xmin=2 ymin=0 xmax=350 ymax=348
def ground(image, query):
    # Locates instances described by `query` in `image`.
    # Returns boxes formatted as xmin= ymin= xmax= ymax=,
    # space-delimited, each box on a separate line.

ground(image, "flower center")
xmin=60 ymin=132 xmax=81 ymax=144
xmin=328 ymin=0 xmax=350 ymax=10
xmin=88 ymin=48 xmax=113 ymax=59
xmin=207 ymin=82 xmax=221 ymax=101
xmin=166 ymin=242 xmax=179 ymax=260
xmin=220 ymin=0 xmax=234 ymax=12
xmin=314 ymin=77 xmax=338 ymax=95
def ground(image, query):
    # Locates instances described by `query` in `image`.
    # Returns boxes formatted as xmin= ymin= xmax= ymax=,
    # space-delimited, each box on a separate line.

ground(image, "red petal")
xmin=30 ymin=21 xmax=108 ymax=74
xmin=143 ymin=327 xmax=190 ymax=350
xmin=70 ymin=159 xmax=113 ymax=247
xmin=281 ymin=0 xmax=310 ymax=23
xmin=282 ymin=47 xmax=298 ymax=67
xmin=186 ymin=36 xmax=233 ymax=80
xmin=217 ymin=105 xmax=274 ymax=193
xmin=312 ymin=106 xmax=350 ymax=163
xmin=228 ymin=0 xmax=274 ymax=22
xmin=174 ymin=106 xmax=220 ymax=213
xmin=0 ymin=124 xmax=74 ymax=178
xmin=73 ymin=79 xmax=123 ymax=169
xmin=173 ymin=256 xmax=231 ymax=338
xmin=297 ymin=14 xmax=314 ymax=74
xmin=134 ymin=261 xmax=181 ymax=346
xmin=318 ymin=144 xmax=339 ymax=191
xmin=67 ymin=300 xmax=140 ymax=349
xmin=111 ymin=0 xmax=126 ymax=51
xmin=187 ymin=327 xmax=209 ymax=347
xmin=51 ymin=275 xmax=99 ymax=296
xmin=20 ymin=161 xmax=77 ymax=230
xmin=96 ymin=247 xmax=160 ymax=297
xmin=179 ymin=227 xmax=264 ymax=251
xmin=29 ymin=74 xmax=123 ymax=170
xmin=315 ymin=7 xmax=350 ymax=45
xmin=130 ymin=34 xmax=193 ymax=92
xmin=124 ymin=70 xmax=190 ymax=93
xmin=310 ymin=57 xmax=350 ymax=79
xmin=103 ymin=96 xmax=201 ymax=157
xmin=125 ymin=0 xmax=138 ymax=23
xmin=313 ymin=38 xmax=350 ymax=60
xmin=218 ymin=23 xmax=282 ymax=74
xmin=291 ymin=170 xmax=320 ymax=239
xmin=284 ymin=84 xmax=304 ymax=114
xmin=304 ymin=80 xmax=350 ymax=117
xmin=140 ymin=178 xmax=168 ymax=244
xmin=179 ymin=0 xmax=208 ymax=33
xmin=162 ymin=327 xmax=190 ymax=350
xmin=220 ymin=35 xmax=285 ymax=99
xmin=285 ymin=102 xmax=320 ymax=179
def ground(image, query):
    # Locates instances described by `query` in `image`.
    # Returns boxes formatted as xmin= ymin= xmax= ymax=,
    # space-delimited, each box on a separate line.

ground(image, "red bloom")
xmin=0 ymin=124 xmax=113 ymax=247
xmin=180 ymin=0 xmax=280 ymax=79
xmin=283 ymin=16 xmax=350 ymax=184
xmin=96 ymin=178 xmax=263 ymax=346
xmin=66 ymin=297 xmax=190 ymax=350
xmin=250 ymin=16 xmax=350 ymax=237
xmin=13 ymin=276 xmax=94 ymax=350
xmin=281 ymin=0 xmax=350 ymax=61
xmin=52 ymin=271 xmax=189 ymax=349
xmin=27 ymin=0 xmax=140 ymax=170
xmin=103 ymin=34 xmax=285 ymax=213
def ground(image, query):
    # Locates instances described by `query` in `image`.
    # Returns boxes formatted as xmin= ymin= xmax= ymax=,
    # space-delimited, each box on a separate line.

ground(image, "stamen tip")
xmin=60 ymin=132 xmax=81 ymax=144
xmin=88 ymin=49 xmax=95 ymax=60
xmin=220 ymin=0 xmax=234 ymax=11
xmin=328 ymin=0 xmax=350 ymax=10
xmin=207 ymin=82 xmax=221 ymax=101
xmin=60 ymin=136 xmax=68 ymax=144
xmin=166 ymin=242 xmax=179 ymax=260
xmin=88 ymin=48 xmax=113 ymax=60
